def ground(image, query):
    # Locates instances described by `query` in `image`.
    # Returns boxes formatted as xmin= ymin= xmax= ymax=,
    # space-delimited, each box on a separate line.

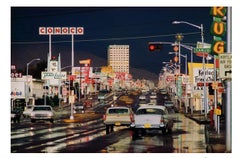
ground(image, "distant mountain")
xmin=11 ymin=44 xmax=159 ymax=82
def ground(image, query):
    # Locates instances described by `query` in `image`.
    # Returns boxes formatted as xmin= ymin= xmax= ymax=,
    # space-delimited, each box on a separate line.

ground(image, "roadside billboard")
xmin=11 ymin=81 xmax=25 ymax=99
xmin=188 ymin=63 xmax=214 ymax=85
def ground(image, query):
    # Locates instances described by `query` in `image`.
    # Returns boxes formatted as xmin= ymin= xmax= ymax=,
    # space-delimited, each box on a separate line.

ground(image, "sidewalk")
xmin=185 ymin=112 xmax=227 ymax=153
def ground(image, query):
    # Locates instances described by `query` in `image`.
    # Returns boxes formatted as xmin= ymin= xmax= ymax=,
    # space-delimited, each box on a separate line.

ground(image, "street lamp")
xmin=27 ymin=58 xmax=41 ymax=77
xmin=26 ymin=58 xmax=40 ymax=106
xmin=173 ymin=20 xmax=208 ymax=118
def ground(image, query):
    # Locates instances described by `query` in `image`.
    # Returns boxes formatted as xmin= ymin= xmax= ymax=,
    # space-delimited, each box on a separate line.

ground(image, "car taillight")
xmin=130 ymin=114 xmax=134 ymax=122
xmin=103 ymin=114 xmax=106 ymax=121
xmin=160 ymin=117 xmax=164 ymax=123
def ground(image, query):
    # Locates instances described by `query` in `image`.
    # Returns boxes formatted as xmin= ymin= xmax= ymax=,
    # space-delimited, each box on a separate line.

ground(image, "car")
xmin=98 ymin=89 xmax=109 ymax=100
xmin=84 ymin=99 xmax=92 ymax=108
xmin=11 ymin=109 xmax=21 ymax=123
xmin=74 ymin=102 xmax=85 ymax=113
xmin=22 ymin=105 xmax=34 ymax=118
xmin=164 ymin=100 xmax=174 ymax=107
xmin=159 ymin=89 xmax=167 ymax=94
xmin=150 ymin=93 xmax=157 ymax=99
xmin=30 ymin=105 xmax=55 ymax=123
xmin=139 ymin=95 xmax=146 ymax=100
xmin=130 ymin=105 xmax=174 ymax=135
xmin=103 ymin=106 xmax=134 ymax=134
xmin=138 ymin=100 xmax=148 ymax=106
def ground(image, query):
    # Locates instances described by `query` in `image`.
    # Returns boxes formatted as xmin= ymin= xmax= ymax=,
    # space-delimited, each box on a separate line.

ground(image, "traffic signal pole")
xmin=226 ymin=7 xmax=232 ymax=152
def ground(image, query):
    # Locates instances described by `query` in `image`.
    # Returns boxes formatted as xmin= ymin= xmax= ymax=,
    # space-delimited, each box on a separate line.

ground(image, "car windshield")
xmin=136 ymin=108 xmax=164 ymax=115
xmin=33 ymin=106 xmax=51 ymax=111
xmin=108 ymin=108 xmax=129 ymax=114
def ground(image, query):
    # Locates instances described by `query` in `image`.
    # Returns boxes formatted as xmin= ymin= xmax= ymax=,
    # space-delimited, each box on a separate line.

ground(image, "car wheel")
xmin=106 ymin=125 xmax=110 ymax=134
xmin=134 ymin=128 xmax=139 ymax=136
xmin=110 ymin=125 xmax=114 ymax=132
xmin=140 ymin=129 xmax=146 ymax=136
xmin=31 ymin=119 xmax=35 ymax=123
xmin=132 ymin=129 xmax=139 ymax=140
xmin=162 ymin=128 xmax=166 ymax=134
xmin=168 ymin=127 xmax=172 ymax=134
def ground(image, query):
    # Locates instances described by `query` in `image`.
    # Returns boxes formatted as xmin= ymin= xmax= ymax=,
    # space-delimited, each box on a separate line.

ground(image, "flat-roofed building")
xmin=107 ymin=45 xmax=129 ymax=73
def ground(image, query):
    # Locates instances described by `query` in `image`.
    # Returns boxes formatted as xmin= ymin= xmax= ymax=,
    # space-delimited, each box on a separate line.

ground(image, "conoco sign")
xmin=39 ymin=27 xmax=84 ymax=35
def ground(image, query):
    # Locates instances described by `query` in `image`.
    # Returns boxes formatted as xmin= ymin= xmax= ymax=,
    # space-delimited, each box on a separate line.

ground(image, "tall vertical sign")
xmin=210 ymin=7 xmax=227 ymax=55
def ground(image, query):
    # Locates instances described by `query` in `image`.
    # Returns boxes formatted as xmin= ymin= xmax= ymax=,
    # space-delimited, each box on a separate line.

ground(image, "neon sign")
xmin=210 ymin=7 xmax=227 ymax=54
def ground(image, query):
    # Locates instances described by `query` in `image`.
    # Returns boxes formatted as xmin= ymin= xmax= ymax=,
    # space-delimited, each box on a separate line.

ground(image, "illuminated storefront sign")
xmin=188 ymin=63 xmax=214 ymax=85
xmin=41 ymin=71 xmax=67 ymax=80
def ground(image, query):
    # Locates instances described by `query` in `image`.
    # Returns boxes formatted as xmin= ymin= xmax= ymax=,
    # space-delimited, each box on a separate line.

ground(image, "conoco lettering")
xmin=39 ymin=27 xmax=84 ymax=35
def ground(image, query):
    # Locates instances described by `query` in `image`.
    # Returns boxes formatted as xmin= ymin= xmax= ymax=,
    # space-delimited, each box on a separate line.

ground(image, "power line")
xmin=12 ymin=31 xmax=200 ymax=45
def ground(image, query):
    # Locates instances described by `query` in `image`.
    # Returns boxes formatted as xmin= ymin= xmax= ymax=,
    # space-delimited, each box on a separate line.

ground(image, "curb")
xmin=184 ymin=114 xmax=210 ymax=124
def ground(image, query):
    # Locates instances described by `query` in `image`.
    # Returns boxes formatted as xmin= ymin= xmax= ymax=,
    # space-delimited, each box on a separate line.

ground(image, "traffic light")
xmin=148 ymin=42 xmax=163 ymax=51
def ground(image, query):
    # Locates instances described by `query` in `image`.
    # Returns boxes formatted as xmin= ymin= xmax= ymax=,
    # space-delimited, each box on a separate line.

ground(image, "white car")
xmin=23 ymin=105 xmax=34 ymax=118
xmin=150 ymin=93 xmax=157 ymax=99
xmin=30 ymin=105 xmax=55 ymax=123
xmin=131 ymin=105 xmax=174 ymax=135
xmin=103 ymin=106 xmax=134 ymax=134
xmin=139 ymin=95 xmax=146 ymax=100
xmin=164 ymin=101 xmax=174 ymax=107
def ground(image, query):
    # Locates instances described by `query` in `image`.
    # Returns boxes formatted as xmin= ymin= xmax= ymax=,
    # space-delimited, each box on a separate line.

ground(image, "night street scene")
xmin=5 ymin=2 xmax=238 ymax=158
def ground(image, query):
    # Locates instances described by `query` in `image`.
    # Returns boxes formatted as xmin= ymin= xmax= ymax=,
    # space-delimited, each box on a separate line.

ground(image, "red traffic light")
xmin=148 ymin=43 xmax=162 ymax=51
xmin=149 ymin=44 xmax=156 ymax=51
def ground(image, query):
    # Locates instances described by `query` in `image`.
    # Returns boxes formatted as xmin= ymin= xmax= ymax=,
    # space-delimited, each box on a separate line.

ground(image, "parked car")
xmin=130 ymin=105 xmax=174 ymax=136
xmin=103 ymin=106 xmax=134 ymax=134
xmin=30 ymin=105 xmax=55 ymax=123
xmin=11 ymin=109 xmax=21 ymax=123
xmin=22 ymin=105 xmax=34 ymax=118
xmin=74 ymin=102 xmax=85 ymax=113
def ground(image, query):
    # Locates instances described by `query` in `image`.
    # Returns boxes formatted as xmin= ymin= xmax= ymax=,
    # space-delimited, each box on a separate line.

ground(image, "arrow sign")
xmin=225 ymin=70 xmax=232 ymax=76
xmin=219 ymin=54 xmax=232 ymax=79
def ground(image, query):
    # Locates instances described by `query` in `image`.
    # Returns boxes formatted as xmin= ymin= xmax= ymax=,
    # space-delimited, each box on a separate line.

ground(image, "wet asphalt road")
xmin=11 ymin=113 xmax=206 ymax=153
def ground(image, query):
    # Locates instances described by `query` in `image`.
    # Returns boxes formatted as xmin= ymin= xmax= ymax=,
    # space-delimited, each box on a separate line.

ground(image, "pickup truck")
xmin=103 ymin=106 xmax=134 ymax=134
xmin=130 ymin=105 xmax=174 ymax=136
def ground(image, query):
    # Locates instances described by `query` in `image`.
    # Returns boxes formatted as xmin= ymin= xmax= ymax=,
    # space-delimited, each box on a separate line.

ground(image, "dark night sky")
xmin=11 ymin=7 xmax=215 ymax=77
